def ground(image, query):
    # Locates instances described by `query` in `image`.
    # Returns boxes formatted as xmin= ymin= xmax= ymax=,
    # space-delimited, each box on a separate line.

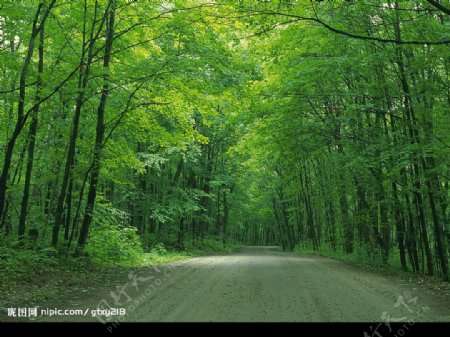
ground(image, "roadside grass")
xmin=294 ymin=242 xmax=450 ymax=290
xmin=0 ymin=237 xmax=239 ymax=312
xmin=295 ymin=242 xmax=411 ymax=275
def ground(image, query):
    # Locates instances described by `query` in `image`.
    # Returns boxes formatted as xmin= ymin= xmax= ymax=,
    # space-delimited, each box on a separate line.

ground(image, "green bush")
xmin=0 ymin=247 xmax=59 ymax=286
xmin=185 ymin=236 xmax=235 ymax=254
xmin=85 ymin=223 xmax=144 ymax=266
xmin=149 ymin=242 xmax=168 ymax=255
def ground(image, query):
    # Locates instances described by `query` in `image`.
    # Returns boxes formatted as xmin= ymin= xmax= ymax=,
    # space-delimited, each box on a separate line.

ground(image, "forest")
xmin=0 ymin=0 xmax=449 ymax=301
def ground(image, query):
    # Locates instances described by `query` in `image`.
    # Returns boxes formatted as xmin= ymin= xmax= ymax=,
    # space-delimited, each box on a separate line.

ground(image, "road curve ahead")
xmin=123 ymin=246 xmax=449 ymax=322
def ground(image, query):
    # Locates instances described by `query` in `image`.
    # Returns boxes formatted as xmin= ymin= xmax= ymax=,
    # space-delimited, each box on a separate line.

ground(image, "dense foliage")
xmin=0 ymin=0 xmax=449 ymax=281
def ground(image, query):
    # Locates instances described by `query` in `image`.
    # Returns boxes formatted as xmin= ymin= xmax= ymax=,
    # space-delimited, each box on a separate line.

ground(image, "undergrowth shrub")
xmin=85 ymin=223 xmax=144 ymax=266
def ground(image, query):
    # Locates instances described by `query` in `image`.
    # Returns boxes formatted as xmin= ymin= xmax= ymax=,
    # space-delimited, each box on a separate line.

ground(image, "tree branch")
xmin=241 ymin=9 xmax=450 ymax=45
xmin=21 ymin=65 xmax=80 ymax=128
xmin=426 ymin=0 xmax=450 ymax=15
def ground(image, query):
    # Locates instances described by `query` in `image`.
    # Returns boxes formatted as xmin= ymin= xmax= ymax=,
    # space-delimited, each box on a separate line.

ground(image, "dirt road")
xmin=31 ymin=246 xmax=450 ymax=322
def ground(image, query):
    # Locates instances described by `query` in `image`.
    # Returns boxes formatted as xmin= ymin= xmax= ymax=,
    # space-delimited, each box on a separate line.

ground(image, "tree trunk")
xmin=53 ymin=0 xmax=107 ymax=247
xmin=18 ymin=24 xmax=45 ymax=239
xmin=0 ymin=2 xmax=55 ymax=222
xmin=77 ymin=1 xmax=116 ymax=251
